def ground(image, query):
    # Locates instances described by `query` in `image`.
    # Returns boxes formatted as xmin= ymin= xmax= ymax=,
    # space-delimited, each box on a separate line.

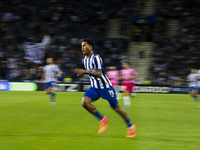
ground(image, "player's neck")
xmin=86 ymin=51 xmax=93 ymax=58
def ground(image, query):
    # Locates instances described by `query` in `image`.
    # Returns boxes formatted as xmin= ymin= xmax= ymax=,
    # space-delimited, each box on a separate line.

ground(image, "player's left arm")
xmin=55 ymin=65 xmax=63 ymax=77
xmin=130 ymin=74 xmax=139 ymax=79
xmin=55 ymin=70 xmax=63 ymax=77
xmin=130 ymin=69 xmax=139 ymax=79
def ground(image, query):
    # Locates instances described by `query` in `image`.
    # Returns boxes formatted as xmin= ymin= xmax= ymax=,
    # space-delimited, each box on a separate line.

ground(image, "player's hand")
xmin=75 ymin=69 xmax=87 ymax=76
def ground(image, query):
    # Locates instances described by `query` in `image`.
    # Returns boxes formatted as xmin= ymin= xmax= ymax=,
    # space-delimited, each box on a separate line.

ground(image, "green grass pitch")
xmin=0 ymin=91 xmax=200 ymax=150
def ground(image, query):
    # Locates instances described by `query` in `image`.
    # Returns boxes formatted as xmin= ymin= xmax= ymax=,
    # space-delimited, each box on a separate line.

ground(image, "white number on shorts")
xmin=108 ymin=90 xmax=114 ymax=97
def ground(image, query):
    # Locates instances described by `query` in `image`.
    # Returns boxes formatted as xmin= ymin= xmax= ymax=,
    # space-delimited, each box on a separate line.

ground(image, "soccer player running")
xmin=119 ymin=62 xmax=139 ymax=108
xmin=196 ymin=69 xmax=200 ymax=108
xmin=106 ymin=66 xmax=122 ymax=99
xmin=75 ymin=38 xmax=136 ymax=137
xmin=187 ymin=69 xmax=199 ymax=103
xmin=42 ymin=57 xmax=63 ymax=105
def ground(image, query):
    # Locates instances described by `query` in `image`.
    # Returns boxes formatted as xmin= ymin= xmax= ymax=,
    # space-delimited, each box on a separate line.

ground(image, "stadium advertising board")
xmin=135 ymin=85 xmax=171 ymax=93
xmin=55 ymin=83 xmax=80 ymax=92
xmin=0 ymin=82 xmax=37 ymax=91
xmin=171 ymin=86 xmax=189 ymax=94
xmin=1 ymin=82 xmax=188 ymax=94
xmin=38 ymin=83 xmax=171 ymax=94
xmin=9 ymin=82 xmax=37 ymax=91
xmin=0 ymin=82 xmax=9 ymax=91
xmin=36 ymin=82 xmax=80 ymax=92
xmin=82 ymin=84 xmax=171 ymax=93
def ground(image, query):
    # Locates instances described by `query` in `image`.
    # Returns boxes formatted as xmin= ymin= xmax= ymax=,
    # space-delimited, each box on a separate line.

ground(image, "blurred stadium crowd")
xmin=0 ymin=0 xmax=132 ymax=82
xmin=150 ymin=0 xmax=200 ymax=85
xmin=0 ymin=0 xmax=199 ymax=85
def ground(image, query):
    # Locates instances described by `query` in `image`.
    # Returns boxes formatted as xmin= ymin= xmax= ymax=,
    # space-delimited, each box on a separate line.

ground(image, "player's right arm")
xmin=186 ymin=79 xmax=191 ymax=82
xmin=129 ymin=69 xmax=139 ymax=79
xmin=41 ymin=66 xmax=45 ymax=82
xmin=186 ymin=75 xmax=192 ymax=82
xmin=75 ymin=69 xmax=102 ymax=78
xmin=76 ymin=55 xmax=103 ymax=78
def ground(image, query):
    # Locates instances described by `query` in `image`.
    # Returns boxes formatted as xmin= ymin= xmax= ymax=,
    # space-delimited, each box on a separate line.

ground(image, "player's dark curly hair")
xmin=82 ymin=38 xmax=95 ymax=48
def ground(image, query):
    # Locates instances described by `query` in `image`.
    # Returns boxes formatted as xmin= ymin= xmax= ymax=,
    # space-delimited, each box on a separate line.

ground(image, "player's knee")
xmin=82 ymin=101 xmax=87 ymax=108
xmin=81 ymin=97 xmax=90 ymax=108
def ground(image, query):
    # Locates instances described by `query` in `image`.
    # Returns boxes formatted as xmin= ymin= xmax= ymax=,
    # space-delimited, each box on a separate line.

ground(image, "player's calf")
xmin=47 ymin=88 xmax=56 ymax=105
xmin=112 ymin=104 xmax=128 ymax=119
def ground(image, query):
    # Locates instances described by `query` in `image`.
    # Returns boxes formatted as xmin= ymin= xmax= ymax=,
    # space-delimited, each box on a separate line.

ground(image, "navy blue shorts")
xmin=83 ymin=86 xmax=119 ymax=107
xmin=44 ymin=81 xmax=56 ymax=90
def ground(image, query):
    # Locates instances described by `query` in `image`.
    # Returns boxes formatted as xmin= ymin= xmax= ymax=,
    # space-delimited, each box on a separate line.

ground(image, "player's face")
xmin=110 ymin=66 xmax=117 ymax=70
xmin=81 ymin=42 xmax=92 ymax=55
xmin=122 ymin=63 xmax=129 ymax=69
xmin=46 ymin=58 xmax=53 ymax=64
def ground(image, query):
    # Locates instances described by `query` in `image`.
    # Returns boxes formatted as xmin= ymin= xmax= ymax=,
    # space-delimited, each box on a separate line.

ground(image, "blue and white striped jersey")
xmin=82 ymin=52 xmax=112 ymax=89
xmin=187 ymin=73 xmax=199 ymax=87
xmin=43 ymin=64 xmax=61 ymax=82
xmin=196 ymin=70 xmax=200 ymax=87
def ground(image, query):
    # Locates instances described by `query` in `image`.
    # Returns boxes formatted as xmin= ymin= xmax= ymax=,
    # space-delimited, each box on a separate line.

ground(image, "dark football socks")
xmin=93 ymin=111 xmax=104 ymax=121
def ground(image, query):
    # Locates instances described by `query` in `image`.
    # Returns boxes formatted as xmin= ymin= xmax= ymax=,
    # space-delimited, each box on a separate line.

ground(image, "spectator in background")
xmin=35 ymin=67 xmax=43 ymax=80
xmin=149 ymin=0 xmax=200 ymax=85
xmin=139 ymin=45 xmax=146 ymax=59
xmin=9 ymin=67 xmax=21 ymax=82
xmin=134 ymin=26 xmax=142 ymax=42
xmin=20 ymin=68 xmax=32 ymax=81
xmin=0 ymin=61 xmax=7 ymax=79
xmin=0 ymin=0 xmax=130 ymax=82
xmin=7 ymin=57 xmax=18 ymax=70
